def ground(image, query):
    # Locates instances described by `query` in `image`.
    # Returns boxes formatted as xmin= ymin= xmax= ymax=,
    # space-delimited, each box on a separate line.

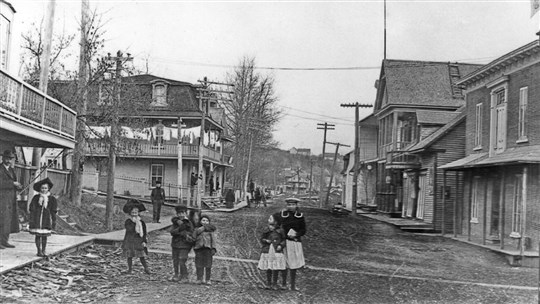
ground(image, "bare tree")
xmin=220 ymin=57 xmax=281 ymax=193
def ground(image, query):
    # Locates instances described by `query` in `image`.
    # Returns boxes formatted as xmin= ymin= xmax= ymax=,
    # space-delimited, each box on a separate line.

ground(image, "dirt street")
xmin=1 ymin=198 xmax=538 ymax=303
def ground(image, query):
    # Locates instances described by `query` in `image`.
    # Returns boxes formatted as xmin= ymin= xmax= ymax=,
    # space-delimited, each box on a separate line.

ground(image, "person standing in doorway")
xmin=209 ymin=175 xmax=214 ymax=196
xmin=151 ymin=180 xmax=165 ymax=223
xmin=0 ymin=150 xmax=22 ymax=249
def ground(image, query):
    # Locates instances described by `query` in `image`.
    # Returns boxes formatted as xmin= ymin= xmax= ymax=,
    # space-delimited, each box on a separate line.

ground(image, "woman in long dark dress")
xmin=28 ymin=178 xmax=57 ymax=257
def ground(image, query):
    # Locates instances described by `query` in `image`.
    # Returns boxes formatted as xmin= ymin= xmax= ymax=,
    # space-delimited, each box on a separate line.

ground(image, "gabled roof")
xmin=416 ymin=110 xmax=460 ymax=125
xmin=1 ymin=1 xmax=16 ymax=13
xmin=408 ymin=109 xmax=465 ymax=153
xmin=458 ymin=40 xmax=540 ymax=87
xmin=375 ymin=60 xmax=483 ymax=112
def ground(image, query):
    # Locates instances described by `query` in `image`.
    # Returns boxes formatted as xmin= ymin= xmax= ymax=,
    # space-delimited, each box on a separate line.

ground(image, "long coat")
xmin=28 ymin=194 xmax=58 ymax=234
xmin=170 ymin=216 xmax=195 ymax=249
xmin=0 ymin=165 xmax=19 ymax=235
xmin=122 ymin=219 xmax=148 ymax=251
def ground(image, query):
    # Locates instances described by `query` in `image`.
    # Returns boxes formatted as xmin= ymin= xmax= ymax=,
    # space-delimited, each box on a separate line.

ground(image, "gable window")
xmin=510 ymin=174 xmax=523 ymax=238
xmin=150 ymin=164 xmax=164 ymax=187
xmin=490 ymin=84 xmax=507 ymax=155
xmin=518 ymin=87 xmax=528 ymax=142
xmin=470 ymin=177 xmax=480 ymax=223
xmin=474 ymin=103 xmax=483 ymax=149
xmin=151 ymin=82 xmax=168 ymax=106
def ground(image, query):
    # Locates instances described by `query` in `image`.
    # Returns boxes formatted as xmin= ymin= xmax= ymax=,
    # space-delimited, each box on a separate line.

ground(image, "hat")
xmin=33 ymin=177 xmax=54 ymax=192
xmin=155 ymin=180 xmax=162 ymax=184
xmin=123 ymin=199 xmax=146 ymax=214
xmin=175 ymin=205 xmax=187 ymax=213
xmin=2 ymin=150 xmax=15 ymax=159
xmin=285 ymin=197 xmax=301 ymax=204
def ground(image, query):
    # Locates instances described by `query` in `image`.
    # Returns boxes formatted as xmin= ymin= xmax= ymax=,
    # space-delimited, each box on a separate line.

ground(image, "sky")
xmin=7 ymin=0 xmax=540 ymax=155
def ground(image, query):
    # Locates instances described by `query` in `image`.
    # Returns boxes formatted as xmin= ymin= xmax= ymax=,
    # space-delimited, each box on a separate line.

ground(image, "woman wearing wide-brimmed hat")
xmin=271 ymin=197 xmax=306 ymax=291
xmin=28 ymin=178 xmax=57 ymax=257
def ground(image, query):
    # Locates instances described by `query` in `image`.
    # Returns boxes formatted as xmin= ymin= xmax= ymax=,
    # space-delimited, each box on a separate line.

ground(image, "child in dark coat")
xmin=257 ymin=216 xmax=286 ymax=290
xmin=193 ymin=215 xmax=216 ymax=285
xmin=169 ymin=205 xmax=195 ymax=282
xmin=28 ymin=178 xmax=57 ymax=257
xmin=121 ymin=199 xmax=150 ymax=274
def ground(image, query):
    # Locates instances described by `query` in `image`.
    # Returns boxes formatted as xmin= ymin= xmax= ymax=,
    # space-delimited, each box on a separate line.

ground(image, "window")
xmin=151 ymin=82 xmax=168 ymax=106
xmin=510 ymin=174 xmax=523 ymax=238
xmin=518 ymin=87 xmax=528 ymax=142
xmin=474 ymin=103 xmax=483 ymax=149
xmin=490 ymin=85 xmax=507 ymax=155
xmin=150 ymin=164 xmax=164 ymax=187
xmin=470 ymin=177 xmax=480 ymax=223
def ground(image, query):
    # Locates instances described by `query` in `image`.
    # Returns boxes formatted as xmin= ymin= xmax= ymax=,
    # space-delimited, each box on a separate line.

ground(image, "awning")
xmin=440 ymin=145 xmax=540 ymax=170
xmin=439 ymin=153 xmax=487 ymax=170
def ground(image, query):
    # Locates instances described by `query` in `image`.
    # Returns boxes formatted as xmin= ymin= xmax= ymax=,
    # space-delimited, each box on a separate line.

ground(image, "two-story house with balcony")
xmin=74 ymin=74 xmax=232 ymax=206
xmin=441 ymin=40 xmax=540 ymax=258
xmin=372 ymin=59 xmax=482 ymax=228
xmin=0 ymin=0 xmax=77 ymax=199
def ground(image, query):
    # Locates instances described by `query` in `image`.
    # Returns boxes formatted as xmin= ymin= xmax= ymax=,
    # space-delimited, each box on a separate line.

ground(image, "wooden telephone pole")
xmin=324 ymin=141 xmax=350 ymax=208
xmin=105 ymin=51 xmax=132 ymax=231
xmin=316 ymin=122 xmax=335 ymax=208
xmin=340 ymin=102 xmax=372 ymax=216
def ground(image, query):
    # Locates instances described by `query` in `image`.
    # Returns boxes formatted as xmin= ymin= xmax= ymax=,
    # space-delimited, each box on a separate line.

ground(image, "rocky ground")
xmin=1 ymin=197 xmax=538 ymax=303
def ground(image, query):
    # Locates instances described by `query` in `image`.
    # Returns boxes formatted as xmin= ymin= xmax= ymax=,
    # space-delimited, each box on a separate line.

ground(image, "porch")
xmin=0 ymin=68 xmax=76 ymax=148
xmin=84 ymin=140 xmax=231 ymax=164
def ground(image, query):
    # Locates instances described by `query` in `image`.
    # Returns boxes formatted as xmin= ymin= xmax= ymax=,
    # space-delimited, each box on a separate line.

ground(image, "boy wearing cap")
xmin=170 ymin=205 xmax=195 ymax=282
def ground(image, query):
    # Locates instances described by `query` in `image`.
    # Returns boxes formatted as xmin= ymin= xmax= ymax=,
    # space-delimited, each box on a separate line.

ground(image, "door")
xmin=416 ymin=174 xmax=427 ymax=219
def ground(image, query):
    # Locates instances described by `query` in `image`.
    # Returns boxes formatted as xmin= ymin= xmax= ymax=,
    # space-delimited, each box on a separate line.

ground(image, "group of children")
xmin=119 ymin=197 xmax=305 ymax=291
xmin=121 ymin=200 xmax=217 ymax=284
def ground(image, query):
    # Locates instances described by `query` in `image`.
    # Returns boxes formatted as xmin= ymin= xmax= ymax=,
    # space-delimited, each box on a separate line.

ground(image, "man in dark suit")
xmin=0 ymin=150 xmax=22 ymax=249
xmin=150 ymin=180 xmax=166 ymax=223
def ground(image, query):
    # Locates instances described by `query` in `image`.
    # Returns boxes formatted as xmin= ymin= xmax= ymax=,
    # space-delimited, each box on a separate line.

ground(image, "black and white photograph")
xmin=1 ymin=0 xmax=540 ymax=303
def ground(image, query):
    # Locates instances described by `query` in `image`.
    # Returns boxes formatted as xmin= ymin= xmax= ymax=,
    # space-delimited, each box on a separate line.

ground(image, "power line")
xmin=279 ymin=112 xmax=355 ymax=126
xmin=278 ymin=104 xmax=356 ymax=122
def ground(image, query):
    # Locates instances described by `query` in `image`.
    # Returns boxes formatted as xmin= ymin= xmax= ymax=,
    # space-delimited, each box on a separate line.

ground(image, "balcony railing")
xmin=0 ymin=68 xmax=76 ymax=140
xmin=85 ymin=140 xmax=229 ymax=164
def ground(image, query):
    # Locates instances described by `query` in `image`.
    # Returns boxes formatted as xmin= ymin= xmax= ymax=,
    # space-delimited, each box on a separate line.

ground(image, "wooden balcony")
xmin=84 ymin=140 xmax=231 ymax=165
xmin=381 ymin=141 xmax=420 ymax=169
xmin=0 ymin=68 xmax=76 ymax=148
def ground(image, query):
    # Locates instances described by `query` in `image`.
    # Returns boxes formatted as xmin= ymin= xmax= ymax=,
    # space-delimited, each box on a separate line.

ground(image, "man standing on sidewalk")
xmin=151 ymin=180 xmax=165 ymax=223
xmin=0 ymin=150 xmax=22 ymax=249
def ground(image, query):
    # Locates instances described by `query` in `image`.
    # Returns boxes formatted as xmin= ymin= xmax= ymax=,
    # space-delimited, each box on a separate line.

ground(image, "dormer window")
xmin=151 ymin=81 xmax=169 ymax=106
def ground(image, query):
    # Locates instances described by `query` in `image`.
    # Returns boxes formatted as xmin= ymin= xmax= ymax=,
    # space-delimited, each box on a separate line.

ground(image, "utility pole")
xmin=177 ymin=118 xmax=186 ymax=205
xmin=105 ymin=51 xmax=132 ymax=231
xmin=317 ymin=122 xmax=335 ymax=208
xmin=324 ymin=141 xmax=350 ymax=208
xmin=71 ymin=0 xmax=89 ymax=206
xmin=31 ymin=0 xmax=56 ymax=196
xmin=196 ymin=77 xmax=234 ymax=208
xmin=340 ymin=102 xmax=372 ymax=217
xmin=309 ymin=159 xmax=314 ymax=203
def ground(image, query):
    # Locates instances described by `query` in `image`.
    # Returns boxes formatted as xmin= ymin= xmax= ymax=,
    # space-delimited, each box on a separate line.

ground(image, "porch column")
xmin=521 ymin=166 xmax=528 ymax=257
xmin=442 ymin=169 xmax=447 ymax=236
xmin=499 ymin=170 xmax=506 ymax=250
xmin=482 ymin=174 xmax=488 ymax=246
xmin=433 ymin=153 xmax=438 ymax=230
xmin=453 ymin=171 xmax=459 ymax=238
xmin=467 ymin=171 xmax=473 ymax=242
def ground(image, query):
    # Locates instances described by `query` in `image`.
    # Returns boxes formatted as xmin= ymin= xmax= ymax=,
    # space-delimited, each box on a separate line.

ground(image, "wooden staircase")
xmin=55 ymin=211 xmax=84 ymax=235
xmin=201 ymin=196 xmax=226 ymax=210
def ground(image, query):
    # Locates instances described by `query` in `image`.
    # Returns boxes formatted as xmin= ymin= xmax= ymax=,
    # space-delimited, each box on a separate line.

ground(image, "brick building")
xmin=441 ymin=40 xmax=540 ymax=255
